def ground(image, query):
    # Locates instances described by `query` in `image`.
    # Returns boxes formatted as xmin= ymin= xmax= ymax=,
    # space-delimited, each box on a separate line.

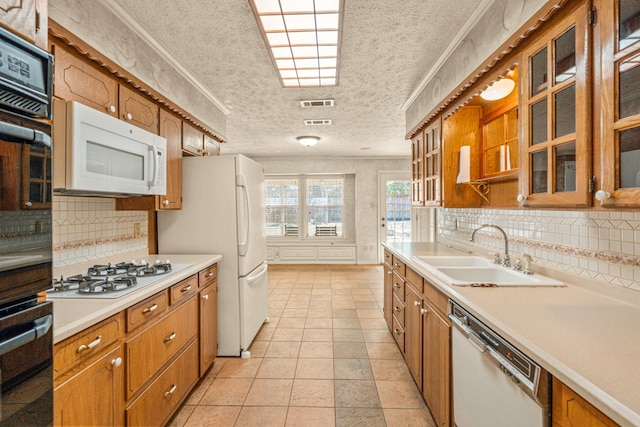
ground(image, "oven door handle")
xmin=0 ymin=314 xmax=53 ymax=357
xmin=0 ymin=121 xmax=51 ymax=148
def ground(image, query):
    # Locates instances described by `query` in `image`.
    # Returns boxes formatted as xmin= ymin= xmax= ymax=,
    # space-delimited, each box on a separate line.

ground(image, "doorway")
xmin=378 ymin=171 xmax=412 ymax=262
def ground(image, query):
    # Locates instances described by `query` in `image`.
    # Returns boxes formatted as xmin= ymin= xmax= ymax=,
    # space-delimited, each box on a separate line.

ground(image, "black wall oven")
xmin=0 ymin=25 xmax=54 ymax=427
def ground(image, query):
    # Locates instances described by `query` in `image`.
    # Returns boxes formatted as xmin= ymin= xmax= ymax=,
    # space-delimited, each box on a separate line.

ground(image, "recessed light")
xmin=297 ymin=136 xmax=320 ymax=147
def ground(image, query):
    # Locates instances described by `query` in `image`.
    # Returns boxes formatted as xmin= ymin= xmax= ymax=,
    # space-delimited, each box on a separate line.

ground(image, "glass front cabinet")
xmin=599 ymin=0 xmax=640 ymax=207
xmin=519 ymin=1 xmax=592 ymax=207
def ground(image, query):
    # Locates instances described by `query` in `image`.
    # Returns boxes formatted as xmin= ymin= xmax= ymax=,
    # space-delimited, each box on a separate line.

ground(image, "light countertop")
xmin=383 ymin=241 xmax=640 ymax=427
xmin=49 ymin=254 xmax=222 ymax=344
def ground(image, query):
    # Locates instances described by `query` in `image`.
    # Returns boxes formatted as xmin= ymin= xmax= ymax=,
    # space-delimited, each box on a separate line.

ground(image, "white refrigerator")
xmin=158 ymin=154 xmax=268 ymax=357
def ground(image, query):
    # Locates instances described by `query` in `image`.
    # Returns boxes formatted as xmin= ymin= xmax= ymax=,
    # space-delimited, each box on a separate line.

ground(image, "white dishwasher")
xmin=449 ymin=301 xmax=551 ymax=427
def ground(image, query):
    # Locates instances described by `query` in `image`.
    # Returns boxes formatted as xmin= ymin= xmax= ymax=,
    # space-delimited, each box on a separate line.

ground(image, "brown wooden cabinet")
xmin=199 ymin=281 xmax=218 ymax=376
xmin=158 ymin=109 xmax=183 ymax=210
xmin=519 ymin=1 xmax=592 ymax=207
xmin=411 ymin=130 xmax=425 ymax=206
xmin=404 ymin=283 xmax=423 ymax=389
xmin=182 ymin=122 xmax=204 ymax=156
xmin=21 ymin=144 xmax=51 ymax=209
xmin=0 ymin=0 xmax=47 ymax=49
xmin=119 ymin=85 xmax=159 ymax=134
xmin=552 ymin=376 xmax=618 ymax=427
xmin=204 ymin=134 xmax=221 ymax=156
xmin=424 ymin=118 xmax=442 ymax=206
xmin=383 ymin=250 xmax=394 ymax=330
xmin=422 ymin=283 xmax=451 ymax=427
xmin=598 ymin=0 xmax=640 ymax=208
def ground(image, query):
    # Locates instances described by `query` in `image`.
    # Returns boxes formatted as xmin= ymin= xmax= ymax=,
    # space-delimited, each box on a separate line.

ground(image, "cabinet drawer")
xmin=170 ymin=275 xmax=197 ymax=305
xmin=126 ymin=290 xmax=169 ymax=332
xmin=392 ymin=316 xmax=405 ymax=353
xmin=54 ymin=312 xmax=125 ymax=379
xmin=405 ymin=266 xmax=423 ymax=294
xmin=392 ymin=255 xmax=406 ymax=276
xmin=198 ymin=264 xmax=217 ymax=288
xmin=392 ymin=272 xmax=405 ymax=302
xmin=392 ymin=293 xmax=405 ymax=327
xmin=126 ymin=297 xmax=197 ymax=399
xmin=126 ymin=340 xmax=199 ymax=427
xmin=383 ymin=249 xmax=392 ymax=265
xmin=423 ymin=280 xmax=448 ymax=316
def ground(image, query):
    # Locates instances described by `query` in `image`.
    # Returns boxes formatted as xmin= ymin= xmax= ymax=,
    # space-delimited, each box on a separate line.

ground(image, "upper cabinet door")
xmin=158 ymin=110 xmax=182 ymax=210
xmin=598 ymin=0 xmax=640 ymax=207
xmin=119 ymin=86 xmax=159 ymax=134
xmin=424 ymin=118 xmax=442 ymax=207
xmin=411 ymin=130 xmax=425 ymax=207
xmin=0 ymin=0 xmax=47 ymax=49
xmin=519 ymin=1 xmax=592 ymax=207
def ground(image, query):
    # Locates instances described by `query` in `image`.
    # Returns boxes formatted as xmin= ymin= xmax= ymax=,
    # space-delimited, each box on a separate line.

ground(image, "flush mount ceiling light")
xmin=249 ymin=0 xmax=343 ymax=88
xmin=480 ymin=77 xmax=516 ymax=101
xmin=297 ymin=135 xmax=320 ymax=146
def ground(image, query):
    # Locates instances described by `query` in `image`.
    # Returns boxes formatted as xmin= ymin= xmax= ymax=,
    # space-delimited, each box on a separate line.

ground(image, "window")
xmin=265 ymin=178 xmax=299 ymax=237
xmin=265 ymin=175 xmax=348 ymax=239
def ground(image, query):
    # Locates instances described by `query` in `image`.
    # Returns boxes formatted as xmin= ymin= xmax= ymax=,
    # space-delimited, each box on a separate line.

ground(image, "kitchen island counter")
xmin=383 ymin=241 xmax=640 ymax=427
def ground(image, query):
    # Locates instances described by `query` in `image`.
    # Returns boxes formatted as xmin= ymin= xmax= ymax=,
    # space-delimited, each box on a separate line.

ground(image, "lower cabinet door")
xmin=422 ymin=304 xmax=451 ymax=427
xmin=54 ymin=346 xmax=124 ymax=427
xmin=199 ymin=282 xmax=218 ymax=377
xmin=126 ymin=340 xmax=199 ymax=426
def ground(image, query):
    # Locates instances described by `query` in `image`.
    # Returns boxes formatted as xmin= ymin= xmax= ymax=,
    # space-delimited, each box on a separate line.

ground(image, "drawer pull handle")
xmin=181 ymin=285 xmax=192 ymax=293
xmin=111 ymin=357 xmax=122 ymax=368
xmin=393 ymin=306 xmax=401 ymax=312
xmin=387 ymin=271 xmax=392 ymax=275
xmin=164 ymin=332 xmax=177 ymax=343
xmin=205 ymin=271 xmax=214 ymax=278
xmin=77 ymin=335 xmax=102 ymax=353
xmin=394 ymin=283 xmax=400 ymax=288
xmin=142 ymin=304 xmax=158 ymax=314
xmin=394 ymin=262 xmax=400 ymax=267
xmin=164 ymin=384 xmax=177 ymax=398
xmin=393 ymin=328 xmax=401 ymax=335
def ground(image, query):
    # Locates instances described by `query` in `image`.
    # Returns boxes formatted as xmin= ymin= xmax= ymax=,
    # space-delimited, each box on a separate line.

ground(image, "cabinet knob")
xmin=516 ymin=194 xmax=527 ymax=203
xmin=124 ymin=112 xmax=133 ymax=120
xmin=111 ymin=357 xmax=122 ymax=368
xmin=162 ymin=199 xmax=170 ymax=206
xmin=24 ymin=201 xmax=32 ymax=207
xmin=107 ymin=105 xmax=116 ymax=113
xmin=202 ymin=294 xmax=209 ymax=300
xmin=393 ymin=328 xmax=401 ymax=335
xmin=387 ymin=271 xmax=392 ymax=275
xmin=414 ymin=301 xmax=421 ymax=307
xmin=421 ymin=308 xmax=428 ymax=315
xmin=595 ymin=189 xmax=611 ymax=206
xmin=393 ymin=306 xmax=401 ymax=312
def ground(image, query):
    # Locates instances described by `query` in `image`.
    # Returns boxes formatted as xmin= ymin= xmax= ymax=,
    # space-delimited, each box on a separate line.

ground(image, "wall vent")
xmin=300 ymin=99 xmax=335 ymax=107
xmin=304 ymin=119 xmax=332 ymax=126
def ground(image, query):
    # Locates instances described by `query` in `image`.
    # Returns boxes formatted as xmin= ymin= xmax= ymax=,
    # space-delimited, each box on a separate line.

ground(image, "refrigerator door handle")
xmin=246 ymin=262 xmax=268 ymax=283
xmin=237 ymin=174 xmax=250 ymax=256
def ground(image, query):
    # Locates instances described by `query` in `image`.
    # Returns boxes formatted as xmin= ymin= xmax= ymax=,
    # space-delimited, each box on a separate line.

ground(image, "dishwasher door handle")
xmin=467 ymin=332 xmax=488 ymax=353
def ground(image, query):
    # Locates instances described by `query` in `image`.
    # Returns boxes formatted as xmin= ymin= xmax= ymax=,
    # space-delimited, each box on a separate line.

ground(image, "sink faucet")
xmin=469 ymin=224 xmax=510 ymax=267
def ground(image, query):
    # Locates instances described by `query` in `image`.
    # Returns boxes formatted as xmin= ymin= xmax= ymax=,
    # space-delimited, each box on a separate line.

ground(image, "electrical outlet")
xmin=133 ymin=223 xmax=141 ymax=238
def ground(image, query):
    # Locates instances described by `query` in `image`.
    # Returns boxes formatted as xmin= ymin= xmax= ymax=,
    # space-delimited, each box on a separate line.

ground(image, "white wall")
xmin=253 ymin=157 xmax=410 ymax=264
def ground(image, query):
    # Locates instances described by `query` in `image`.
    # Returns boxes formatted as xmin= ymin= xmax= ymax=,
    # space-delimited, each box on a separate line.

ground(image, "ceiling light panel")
xmin=250 ymin=0 xmax=344 ymax=88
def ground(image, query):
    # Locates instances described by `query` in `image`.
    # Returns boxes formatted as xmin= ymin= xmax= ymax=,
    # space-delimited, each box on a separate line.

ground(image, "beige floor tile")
xmin=265 ymin=341 xmax=301 ymax=358
xmin=302 ymin=328 xmax=333 ymax=342
xmin=334 ymin=379 xmax=381 ymax=408
xmin=359 ymin=317 xmax=390 ymax=330
xmin=370 ymin=359 xmax=413 ymax=381
xmin=365 ymin=342 xmax=404 ymax=360
xmin=332 ymin=329 xmax=364 ymax=342
xmin=299 ymin=341 xmax=334 ymax=358
xmin=376 ymin=380 xmax=427 ymax=409
xmin=362 ymin=329 xmax=395 ymax=343
xmin=335 ymin=408 xmax=385 ymax=427
xmin=355 ymin=300 xmax=380 ymax=309
xmin=167 ymin=404 xmax=195 ymax=426
xmin=270 ymin=293 xmax=291 ymax=301
xmin=332 ymin=302 xmax=356 ymax=309
xmin=272 ymin=328 xmax=304 ymax=342
xmin=332 ymin=318 xmax=361 ymax=329
xmin=244 ymin=379 xmax=294 ymax=406
xmin=270 ymin=300 xmax=288 ymax=309
xmin=308 ymin=301 xmax=332 ymax=310
xmin=255 ymin=326 xmax=276 ymax=341
xmin=269 ymin=307 xmax=285 ymax=318
xmin=383 ymin=408 xmax=437 ymax=427
xmin=217 ymin=357 xmax=262 ymax=378
xmin=332 ymin=309 xmax=358 ymax=318
xmin=333 ymin=342 xmax=368 ymax=358
xmin=199 ymin=378 xmax=252 ymax=405
xmin=256 ymin=358 xmax=298 ymax=379
xmin=278 ymin=317 xmax=306 ymax=328
xmin=289 ymin=379 xmax=335 ymax=407
xmin=307 ymin=308 xmax=333 ymax=318
xmin=281 ymin=308 xmax=309 ymax=318
xmin=183 ymin=405 xmax=240 ymax=426
xmin=184 ymin=375 xmax=214 ymax=405
xmin=333 ymin=358 xmax=374 ymax=380
xmin=285 ymin=407 xmax=336 ymax=427
xmin=295 ymin=358 xmax=334 ymax=379
xmin=248 ymin=340 xmax=270 ymax=358
xmin=356 ymin=309 xmax=383 ymax=319
xmin=305 ymin=317 xmax=333 ymax=328
xmin=352 ymin=294 xmax=376 ymax=302
xmin=234 ymin=406 xmax=287 ymax=427
xmin=285 ymin=300 xmax=310 ymax=309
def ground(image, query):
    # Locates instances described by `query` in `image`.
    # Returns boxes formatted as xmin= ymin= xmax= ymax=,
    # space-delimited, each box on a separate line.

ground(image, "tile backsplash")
xmin=439 ymin=208 xmax=640 ymax=292
xmin=53 ymin=196 xmax=148 ymax=268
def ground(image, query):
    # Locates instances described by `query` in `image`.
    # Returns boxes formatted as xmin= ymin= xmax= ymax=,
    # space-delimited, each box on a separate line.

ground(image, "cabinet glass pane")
xmin=433 ymin=153 xmax=439 ymax=174
xmin=29 ymin=156 xmax=43 ymax=179
xmin=507 ymin=141 xmax=518 ymax=169
xmin=619 ymin=53 xmax=640 ymax=119
xmin=554 ymin=27 xmax=576 ymax=83
xmin=426 ymin=156 xmax=432 ymax=176
xmin=531 ymin=150 xmax=548 ymax=193
xmin=555 ymin=142 xmax=576 ymax=192
xmin=619 ymin=127 xmax=640 ymax=188
xmin=530 ymin=47 xmax=548 ymax=96
xmin=29 ymin=182 xmax=42 ymax=202
xmin=506 ymin=109 xmax=518 ymax=140
xmin=554 ymin=85 xmax=576 ymax=137
xmin=531 ymin=100 xmax=547 ymax=145
xmin=620 ymin=1 xmax=640 ymax=50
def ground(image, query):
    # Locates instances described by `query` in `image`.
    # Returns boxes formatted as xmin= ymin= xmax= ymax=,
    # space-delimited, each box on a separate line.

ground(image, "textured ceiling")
xmin=109 ymin=0 xmax=481 ymax=158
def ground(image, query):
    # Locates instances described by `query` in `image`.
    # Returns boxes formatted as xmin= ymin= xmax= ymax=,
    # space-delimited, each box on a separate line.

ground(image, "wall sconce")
xmin=480 ymin=77 xmax=515 ymax=101
xmin=297 ymin=136 xmax=320 ymax=147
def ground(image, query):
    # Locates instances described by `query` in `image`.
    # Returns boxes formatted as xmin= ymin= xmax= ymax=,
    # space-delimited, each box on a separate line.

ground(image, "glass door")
xmin=379 ymin=172 xmax=412 ymax=261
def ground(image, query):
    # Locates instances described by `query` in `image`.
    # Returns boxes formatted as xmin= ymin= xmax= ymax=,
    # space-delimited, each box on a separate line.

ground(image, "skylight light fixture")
xmin=297 ymin=136 xmax=320 ymax=146
xmin=249 ymin=0 xmax=343 ymax=88
xmin=480 ymin=77 xmax=515 ymax=101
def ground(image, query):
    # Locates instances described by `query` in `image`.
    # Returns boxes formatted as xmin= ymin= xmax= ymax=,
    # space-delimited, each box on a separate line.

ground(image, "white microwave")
xmin=53 ymin=99 xmax=167 ymax=196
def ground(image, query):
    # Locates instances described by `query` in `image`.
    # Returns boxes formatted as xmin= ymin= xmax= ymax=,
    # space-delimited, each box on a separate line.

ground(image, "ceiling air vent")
xmin=300 ymin=99 xmax=335 ymax=107
xmin=304 ymin=119 xmax=332 ymax=126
